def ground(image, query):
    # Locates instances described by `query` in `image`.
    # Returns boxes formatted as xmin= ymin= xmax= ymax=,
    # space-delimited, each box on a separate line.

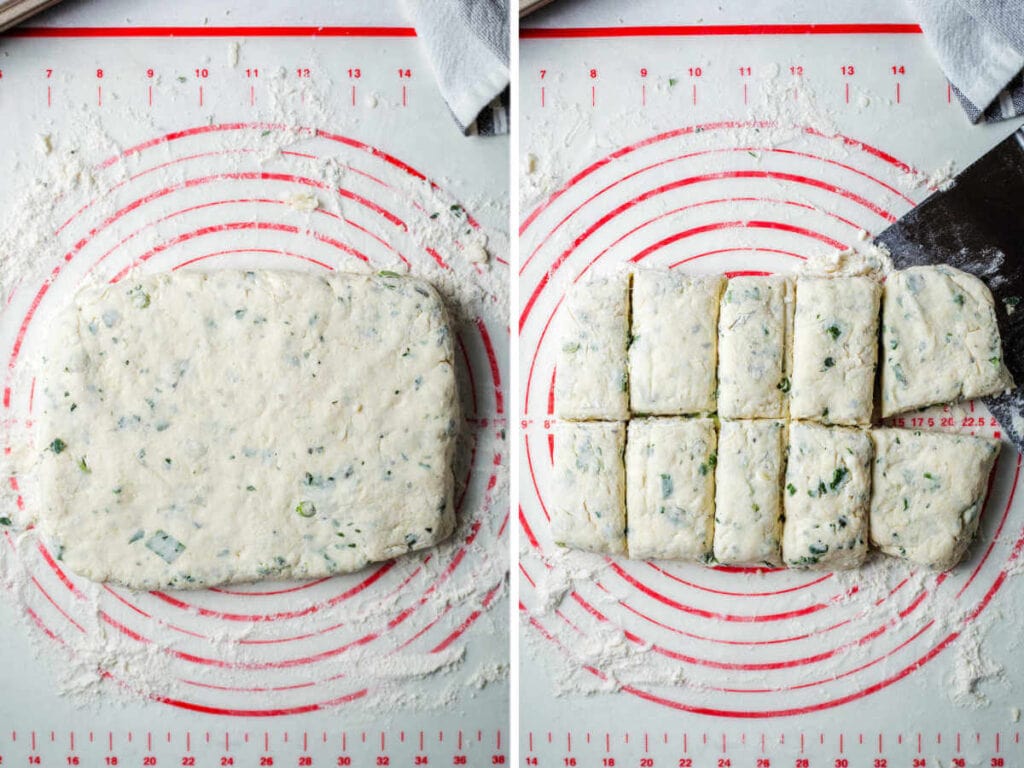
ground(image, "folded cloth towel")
xmin=402 ymin=0 xmax=510 ymax=135
xmin=907 ymin=0 xmax=1024 ymax=122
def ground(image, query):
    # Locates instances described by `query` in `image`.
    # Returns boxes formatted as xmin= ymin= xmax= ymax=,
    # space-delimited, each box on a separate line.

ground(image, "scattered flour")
xmin=0 ymin=39 xmax=509 ymax=718
xmin=519 ymin=61 xmax=1017 ymax=717
xmin=948 ymin=619 xmax=1007 ymax=708
xmin=798 ymin=241 xmax=894 ymax=279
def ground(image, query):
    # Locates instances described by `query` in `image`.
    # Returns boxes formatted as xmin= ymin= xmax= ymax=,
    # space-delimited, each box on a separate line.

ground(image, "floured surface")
xmin=39 ymin=271 xmax=457 ymax=589
xmin=0 ymin=2 xmax=509 ymax=742
xmin=520 ymin=1 xmax=1024 ymax=761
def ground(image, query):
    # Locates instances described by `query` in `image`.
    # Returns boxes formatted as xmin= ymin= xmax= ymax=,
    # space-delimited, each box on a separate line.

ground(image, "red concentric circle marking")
xmin=1 ymin=123 xmax=508 ymax=715
xmin=519 ymin=122 xmax=1020 ymax=717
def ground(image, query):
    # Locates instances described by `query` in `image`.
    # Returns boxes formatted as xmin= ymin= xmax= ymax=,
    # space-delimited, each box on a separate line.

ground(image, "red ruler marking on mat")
xmin=5 ymin=26 xmax=417 ymax=38
xmin=521 ymin=23 xmax=923 ymax=38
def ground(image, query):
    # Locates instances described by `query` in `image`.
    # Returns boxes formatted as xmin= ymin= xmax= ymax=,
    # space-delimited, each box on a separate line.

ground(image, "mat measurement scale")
xmin=0 ymin=2 xmax=509 ymax=761
xmin=0 ymin=728 xmax=506 ymax=766
xmin=519 ymin=4 xmax=1024 ymax=765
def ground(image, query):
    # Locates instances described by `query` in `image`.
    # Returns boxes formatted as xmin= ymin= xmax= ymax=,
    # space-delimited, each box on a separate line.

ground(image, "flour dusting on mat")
xmin=519 ymin=55 xmax=1022 ymax=719
xmin=0 ymin=55 xmax=509 ymax=715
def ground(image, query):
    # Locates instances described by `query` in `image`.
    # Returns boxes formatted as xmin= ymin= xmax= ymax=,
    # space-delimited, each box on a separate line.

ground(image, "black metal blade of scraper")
xmin=875 ymin=129 xmax=1024 ymax=453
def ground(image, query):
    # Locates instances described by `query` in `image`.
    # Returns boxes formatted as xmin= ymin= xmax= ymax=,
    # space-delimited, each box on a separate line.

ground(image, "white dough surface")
xmin=625 ymin=417 xmax=716 ymax=561
xmin=717 ymin=276 xmax=792 ymax=419
xmin=869 ymin=428 xmax=1000 ymax=570
xmin=790 ymin=276 xmax=880 ymax=425
xmin=550 ymin=421 xmax=627 ymax=555
xmin=782 ymin=422 xmax=872 ymax=570
xmin=880 ymin=265 xmax=1013 ymax=417
xmin=713 ymin=420 xmax=786 ymax=566
xmin=555 ymin=276 xmax=630 ymax=420
xmin=38 ymin=270 xmax=458 ymax=589
xmin=628 ymin=271 xmax=723 ymax=415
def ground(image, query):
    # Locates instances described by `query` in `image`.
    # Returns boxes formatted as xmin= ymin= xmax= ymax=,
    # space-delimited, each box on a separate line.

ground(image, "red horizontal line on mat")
xmin=5 ymin=26 xmax=417 ymax=39
xmin=520 ymin=23 xmax=922 ymax=39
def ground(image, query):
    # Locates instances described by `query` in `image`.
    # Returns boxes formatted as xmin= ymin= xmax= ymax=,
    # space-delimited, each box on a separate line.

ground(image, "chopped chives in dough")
xmin=869 ymin=428 xmax=1001 ymax=570
xmin=625 ymin=417 xmax=716 ymax=561
xmin=880 ymin=265 xmax=1013 ymax=417
xmin=782 ymin=422 xmax=872 ymax=570
xmin=790 ymin=277 xmax=881 ymax=425
xmin=38 ymin=270 xmax=458 ymax=589
xmin=628 ymin=271 xmax=724 ymax=415
xmin=717 ymin=276 xmax=792 ymax=419
xmin=713 ymin=420 xmax=785 ymax=567
xmin=551 ymin=421 xmax=626 ymax=554
xmin=555 ymin=276 xmax=630 ymax=420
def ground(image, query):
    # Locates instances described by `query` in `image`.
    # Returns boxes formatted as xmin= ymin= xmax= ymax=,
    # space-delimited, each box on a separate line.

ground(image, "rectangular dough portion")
xmin=880 ymin=265 xmax=1013 ymax=417
xmin=713 ymin=420 xmax=786 ymax=566
xmin=38 ymin=270 xmax=458 ymax=589
xmin=629 ymin=271 xmax=724 ymax=415
xmin=782 ymin=422 xmax=872 ymax=570
xmin=869 ymin=428 xmax=1001 ymax=570
xmin=555 ymin=276 xmax=630 ymax=420
xmin=551 ymin=421 xmax=627 ymax=554
xmin=717 ymin=276 xmax=792 ymax=419
xmin=790 ymin=277 xmax=881 ymax=425
xmin=626 ymin=417 xmax=716 ymax=561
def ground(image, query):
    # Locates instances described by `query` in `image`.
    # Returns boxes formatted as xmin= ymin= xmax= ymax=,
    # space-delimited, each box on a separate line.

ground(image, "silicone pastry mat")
xmin=519 ymin=0 xmax=1024 ymax=764
xmin=0 ymin=0 xmax=509 ymax=764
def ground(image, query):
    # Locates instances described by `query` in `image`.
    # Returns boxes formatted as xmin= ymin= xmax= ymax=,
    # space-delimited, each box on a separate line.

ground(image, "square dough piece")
xmin=626 ymin=417 xmax=717 ymax=561
xmin=37 ymin=270 xmax=458 ymax=590
xmin=717 ymin=276 xmax=792 ymax=419
xmin=629 ymin=270 xmax=725 ymax=415
xmin=869 ymin=428 xmax=1001 ymax=570
xmin=555 ymin=276 xmax=630 ymax=420
xmin=782 ymin=422 xmax=873 ymax=570
xmin=880 ymin=265 xmax=1014 ymax=417
xmin=551 ymin=421 xmax=627 ymax=554
xmin=790 ymin=276 xmax=881 ymax=425
xmin=713 ymin=420 xmax=786 ymax=567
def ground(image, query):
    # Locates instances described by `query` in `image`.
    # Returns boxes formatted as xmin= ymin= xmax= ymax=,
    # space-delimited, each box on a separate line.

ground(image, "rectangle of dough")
xmin=713 ymin=420 xmax=786 ymax=566
xmin=782 ymin=422 xmax=872 ymax=569
xmin=37 ymin=270 xmax=458 ymax=589
xmin=717 ymin=276 xmax=792 ymax=419
xmin=880 ymin=265 xmax=1013 ymax=417
xmin=625 ymin=417 xmax=716 ymax=561
xmin=555 ymin=276 xmax=630 ymax=420
xmin=790 ymin=277 xmax=880 ymax=425
xmin=551 ymin=421 xmax=627 ymax=554
xmin=869 ymin=428 xmax=1001 ymax=570
xmin=628 ymin=271 xmax=724 ymax=415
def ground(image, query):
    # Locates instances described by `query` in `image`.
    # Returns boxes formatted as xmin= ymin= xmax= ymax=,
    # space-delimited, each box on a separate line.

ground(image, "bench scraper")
xmin=875 ymin=128 xmax=1024 ymax=453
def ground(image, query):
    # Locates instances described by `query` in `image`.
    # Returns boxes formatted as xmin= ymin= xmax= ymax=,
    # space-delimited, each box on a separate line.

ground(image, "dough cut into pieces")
xmin=629 ymin=271 xmax=724 ymax=415
xmin=790 ymin=277 xmax=880 ymax=425
xmin=555 ymin=276 xmax=630 ymax=420
xmin=782 ymin=422 xmax=872 ymax=570
xmin=717 ymin=276 xmax=792 ymax=419
xmin=551 ymin=421 xmax=627 ymax=554
xmin=713 ymin=420 xmax=786 ymax=566
xmin=626 ymin=417 xmax=716 ymax=561
xmin=880 ymin=265 xmax=1013 ymax=417
xmin=38 ymin=270 xmax=458 ymax=589
xmin=869 ymin=428 xmax=1001 ymax=570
